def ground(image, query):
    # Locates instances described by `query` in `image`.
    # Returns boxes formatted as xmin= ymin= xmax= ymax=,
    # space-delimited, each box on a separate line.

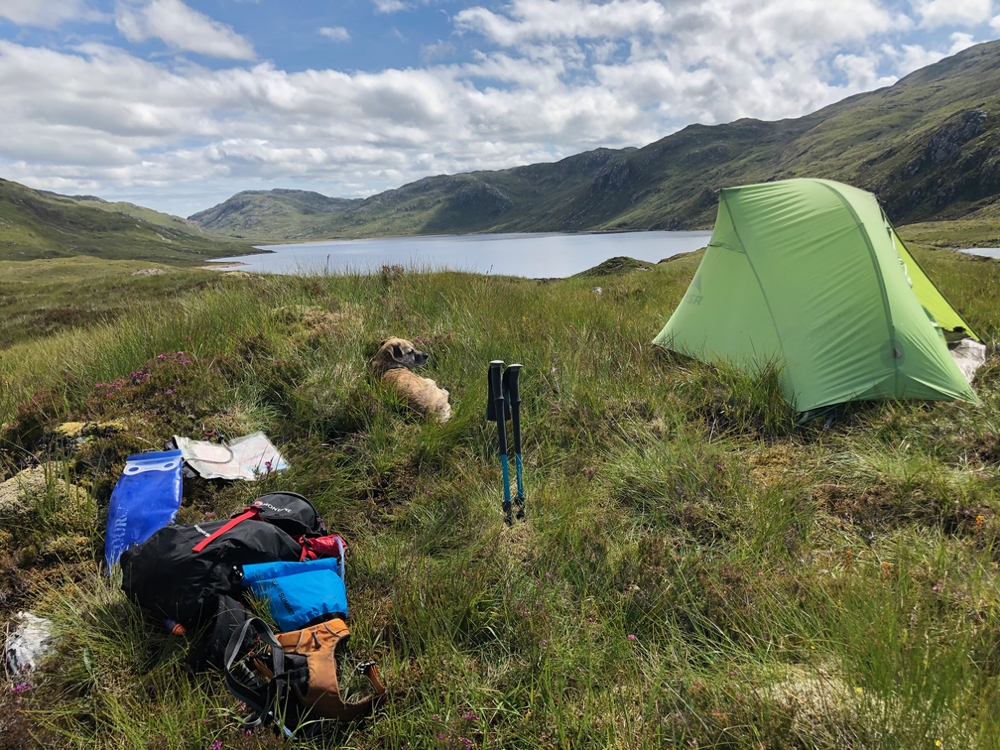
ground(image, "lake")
xmin=209 ymin=230 xmax=713 ymax=278
xmin=960 ymin=247 xmax=1000 ymax=259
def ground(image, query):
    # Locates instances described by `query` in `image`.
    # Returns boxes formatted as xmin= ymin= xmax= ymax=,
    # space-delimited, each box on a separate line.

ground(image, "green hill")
xmin=191 ymin=39 xmax=1000 ymax=241
xmin=186 ymin=188 xmax=362 ymax=239
xmin=0 ymin=178 xmax=256 ymax=263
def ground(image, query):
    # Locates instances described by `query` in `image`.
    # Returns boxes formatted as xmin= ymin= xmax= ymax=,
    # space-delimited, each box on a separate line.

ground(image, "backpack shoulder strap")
xmin=223 ymin=617 xmax=293 ymax=729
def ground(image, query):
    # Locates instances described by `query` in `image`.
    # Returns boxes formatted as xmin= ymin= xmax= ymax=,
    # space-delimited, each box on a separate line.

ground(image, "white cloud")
xmin=319 ymin=26 xmax=350 ymax=42
xmin=948 ymin=31 xmax=980 ymax=53
xmin=884 ymin=42 xmax=947 ymax=75
xmin=115 ymin=0 xmax=256 ymax=60
xmin=915 ymin=0 xmax=993 ymax=29
xmin=0 ymin=0 xmax=993 ymax=216
xmin=0 ymin=0 xmax=105 ymax=27
xmin=421 ymin=40 xmax=457 ymax=62
xmin=373 ymin=0 xmax=408 ymax=13
xmin=456 ymin=0 xmax=906 ymax=48
xmin=834 ymin=53 xmax=897 ymax=91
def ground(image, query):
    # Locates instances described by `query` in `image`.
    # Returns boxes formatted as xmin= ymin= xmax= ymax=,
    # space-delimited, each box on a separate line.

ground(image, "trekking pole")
xmin=503 ymin=364 xmax=525 ymax=521
xmin=487 ymin=360 xmax=513 ymax=525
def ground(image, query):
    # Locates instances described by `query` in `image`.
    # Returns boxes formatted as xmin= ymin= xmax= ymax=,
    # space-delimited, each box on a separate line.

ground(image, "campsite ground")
xmin=1 ymin=239 xmax=1000 ymax=748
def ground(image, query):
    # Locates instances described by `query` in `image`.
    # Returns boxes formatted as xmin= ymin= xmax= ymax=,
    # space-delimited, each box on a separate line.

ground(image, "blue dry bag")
xmin=104 ymin=449 xmax=183 ymax=568
xmin=242 ymin=556 xmax=348 ymax=631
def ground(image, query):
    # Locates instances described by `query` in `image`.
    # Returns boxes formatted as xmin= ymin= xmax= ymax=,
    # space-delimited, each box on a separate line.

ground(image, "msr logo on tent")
xmin=685 ymin=293 xmax=703 ymax=305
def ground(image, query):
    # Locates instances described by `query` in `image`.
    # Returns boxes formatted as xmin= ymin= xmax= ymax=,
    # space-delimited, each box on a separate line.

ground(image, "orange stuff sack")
xmin=275 ymin=618 xmax=385 ymax=721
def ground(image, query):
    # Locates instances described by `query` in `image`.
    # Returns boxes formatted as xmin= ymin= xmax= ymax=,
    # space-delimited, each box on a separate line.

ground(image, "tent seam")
xmin=816 ymin=181 xmax=899 ymax=394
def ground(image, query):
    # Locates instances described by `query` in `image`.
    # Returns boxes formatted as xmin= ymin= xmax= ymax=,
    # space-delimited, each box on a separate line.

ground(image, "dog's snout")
xmin=415 ymin=351 xmax=429 ymax=366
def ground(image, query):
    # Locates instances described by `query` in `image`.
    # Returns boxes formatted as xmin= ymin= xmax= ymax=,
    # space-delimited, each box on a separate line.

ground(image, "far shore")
xmin=197 ymin=262 xmax=249 ymax=270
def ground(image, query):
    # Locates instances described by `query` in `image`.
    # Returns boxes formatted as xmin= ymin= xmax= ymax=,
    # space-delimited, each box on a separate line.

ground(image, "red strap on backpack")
xmin=192 ymin=507 xmax=260 ymax=553
xmin=299 ymin=534 xmax=345 ymax=562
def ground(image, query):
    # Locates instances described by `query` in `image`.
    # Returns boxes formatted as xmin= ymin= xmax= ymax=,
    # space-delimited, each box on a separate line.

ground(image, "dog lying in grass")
xmin=371 ymin=337 xmax=452 ymax=423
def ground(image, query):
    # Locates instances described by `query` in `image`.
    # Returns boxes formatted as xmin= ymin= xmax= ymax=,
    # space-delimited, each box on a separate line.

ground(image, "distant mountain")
xmin=188 ymin=189 xmax=362 ymax=239
xmin=0 ymin=179 xmax=255 ymax=263
xmin=190 ymin=40 xmax=1000 ymax=242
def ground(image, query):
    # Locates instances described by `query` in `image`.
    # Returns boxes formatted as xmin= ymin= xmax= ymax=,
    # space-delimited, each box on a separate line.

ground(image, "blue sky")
xmin=0 ymin=0 xmax=997 ymax=216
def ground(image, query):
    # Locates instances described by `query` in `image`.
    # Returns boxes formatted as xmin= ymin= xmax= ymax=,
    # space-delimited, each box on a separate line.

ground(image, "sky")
xmin=0 ymin=0 xmax=998 ymax=217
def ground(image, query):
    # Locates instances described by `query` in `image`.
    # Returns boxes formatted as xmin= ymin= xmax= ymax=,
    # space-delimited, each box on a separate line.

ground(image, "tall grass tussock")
xmin=1 ymin=246 xmax=999 ymax=748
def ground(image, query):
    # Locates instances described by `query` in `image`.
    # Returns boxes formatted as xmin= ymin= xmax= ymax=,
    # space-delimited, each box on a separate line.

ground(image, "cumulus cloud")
xmin=319 ymin=26 xmax=350 ymax=42
xmin=115 ymin=0 xmax=255 ymax=60
xmin=456 ymin=0 xmax=906 ymax=48
xmin=0 ymin=0 xmax=105 ymax=27
xmin=373 ymin=0 xmax=408 ymax=13
xmin=0 ymin=0 xmax=995 ymax=215
xmin=915 ymin=0 xmax=993 ymax=29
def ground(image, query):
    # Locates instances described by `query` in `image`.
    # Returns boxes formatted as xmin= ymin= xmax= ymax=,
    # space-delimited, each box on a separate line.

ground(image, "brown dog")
xmin=371 ymin=337 xmax=452 ymax=422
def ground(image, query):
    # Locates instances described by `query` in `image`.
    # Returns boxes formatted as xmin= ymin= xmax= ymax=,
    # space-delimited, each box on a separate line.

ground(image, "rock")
xmin=131 ymin=268 xmax=165 ymax=276
xmin=6 ymin=612 xmax=56 ymax=674
xmin=591 ymin=161 xmax=633 ymax=193
xmin=927 ymin=109 xmax=987 ymax=165
xmin=592 ymin=287 xmax=603 ymax=295
xmin=901 ymin=109 xmax=988 ymax=179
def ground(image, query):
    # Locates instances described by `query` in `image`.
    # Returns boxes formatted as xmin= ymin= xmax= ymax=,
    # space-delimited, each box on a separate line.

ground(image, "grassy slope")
xmin=0 ymin=246 xmax=999 ymax=748
xmin=0 ymin=257 xmax=220 ymax=350
xmin=898 ymin=220 xmax=1000 ymax=248
xmin=0 ymin=178 xmax=257 ymax=264
xmin=191 ymin=40 xmax=1000 ymax=243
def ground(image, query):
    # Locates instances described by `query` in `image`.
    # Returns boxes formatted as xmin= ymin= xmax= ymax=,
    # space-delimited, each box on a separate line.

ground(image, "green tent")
xmin=652 ymin=178 xmax=980 ymax=413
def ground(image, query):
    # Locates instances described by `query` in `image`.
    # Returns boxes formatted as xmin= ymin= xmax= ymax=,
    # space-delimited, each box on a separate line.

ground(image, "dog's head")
xmin=372 ymin=337 xmax=429 ymax=373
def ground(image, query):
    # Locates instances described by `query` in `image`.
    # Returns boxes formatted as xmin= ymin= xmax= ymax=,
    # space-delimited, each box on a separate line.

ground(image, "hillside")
xmin=187 ymin=188 xmax=362 ymax=239
xmin=191 ymin=39 xmax=1000 ymax=241
xmin=0 ymin=178 xmax=255 ymax=263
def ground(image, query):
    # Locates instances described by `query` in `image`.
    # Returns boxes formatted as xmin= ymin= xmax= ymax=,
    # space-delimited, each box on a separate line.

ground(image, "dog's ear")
xmin=391 ymin=343 xmax=404 ymax=362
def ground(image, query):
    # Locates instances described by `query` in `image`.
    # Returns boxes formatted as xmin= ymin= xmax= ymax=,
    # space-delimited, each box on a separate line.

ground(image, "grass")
xmin=0 ymin=257 xmax=223 ymax=350
xmin=0 ymin=244 xmax=999 ymax=748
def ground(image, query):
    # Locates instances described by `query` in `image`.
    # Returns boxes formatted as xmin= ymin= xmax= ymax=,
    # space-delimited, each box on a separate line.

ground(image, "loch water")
xmin=210 ymin=230 xmax=714 ymax=278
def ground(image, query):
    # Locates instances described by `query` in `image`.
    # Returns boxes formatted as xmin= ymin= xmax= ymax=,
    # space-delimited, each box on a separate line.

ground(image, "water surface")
xmin=960 ymin=247 xmax=1000 ymax=259
xmin=211 ymin=231 xmax=713 ymax=278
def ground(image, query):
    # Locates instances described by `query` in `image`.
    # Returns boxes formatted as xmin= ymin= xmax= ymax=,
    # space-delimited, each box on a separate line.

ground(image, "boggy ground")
xmin=1 ymin=246 xmax=1000 ymax=749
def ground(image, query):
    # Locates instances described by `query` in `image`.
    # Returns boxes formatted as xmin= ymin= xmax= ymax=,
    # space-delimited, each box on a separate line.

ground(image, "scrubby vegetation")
xmin=1 ymin=245 xmax=1000 ymax=748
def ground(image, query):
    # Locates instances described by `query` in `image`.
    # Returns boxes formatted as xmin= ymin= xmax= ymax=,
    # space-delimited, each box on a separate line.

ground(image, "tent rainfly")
xmin=652 ymin=178 xmax=983 ymax=413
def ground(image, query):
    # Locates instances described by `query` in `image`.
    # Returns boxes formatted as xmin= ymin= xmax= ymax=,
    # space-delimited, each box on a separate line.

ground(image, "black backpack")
xmin=244 ymin=492 xmax=327 ymax=539
xmin=120 ymin=492 xmax=326 ymax=628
